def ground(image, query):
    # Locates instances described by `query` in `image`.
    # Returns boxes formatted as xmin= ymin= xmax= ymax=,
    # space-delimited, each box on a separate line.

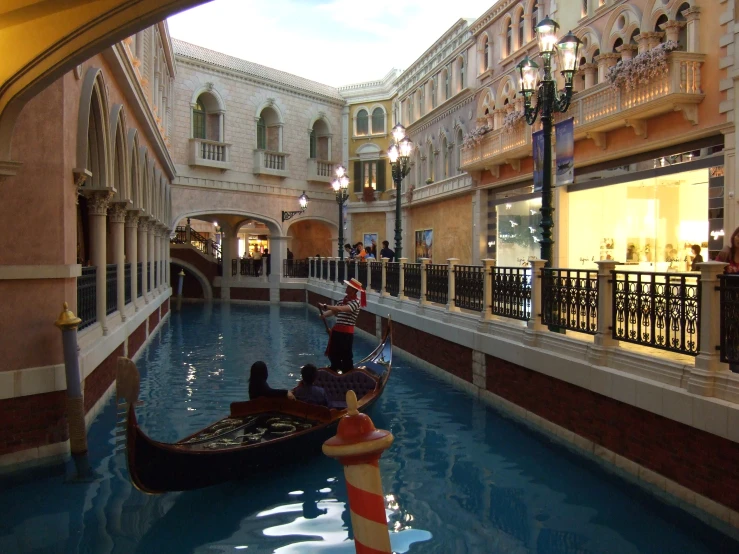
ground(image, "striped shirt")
xmin=335 ymin=297 xmax=360 ymax=327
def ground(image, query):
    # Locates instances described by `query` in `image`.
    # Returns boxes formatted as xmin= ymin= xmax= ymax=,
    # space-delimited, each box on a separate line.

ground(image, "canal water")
xmin=0 ymin=303 xmax=736 ymax=553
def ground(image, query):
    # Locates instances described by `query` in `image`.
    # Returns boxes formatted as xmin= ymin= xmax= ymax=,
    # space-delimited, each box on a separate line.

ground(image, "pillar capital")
xmin=108 ymin=202 xmax=128 ymax=223
xmin=125 ymin=210 xmax=141 ymax=228
xmin=85 ymin=189 xmax=113 ymax=216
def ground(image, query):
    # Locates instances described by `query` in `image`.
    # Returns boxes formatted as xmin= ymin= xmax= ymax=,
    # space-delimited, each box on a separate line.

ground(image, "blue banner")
xmin=533 ymin=130 xmax=544 ymax=193
xmin=555 ymin=118 xmax=574 ymax=186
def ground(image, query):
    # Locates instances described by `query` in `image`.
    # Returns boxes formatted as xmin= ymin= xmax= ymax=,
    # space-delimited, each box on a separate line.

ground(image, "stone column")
xmin=159 ymin=225 xmax=167 ymax=291
xmin=125 ymin=212 xmax=139 ymax=309
xmin=595 ymin=53 xmax=620 ymax=84
xmin=86 ymin=190 xmax=112 ymax=333
xmin=693 ymin=262 xmax=729 ymax=374
xmin=447 ymin=258 xmax=460 ymax=313
xmin=147 ymin=219 xmax=156 ymax=297
xmin=420 ymin=258 xmax=430 ymax=306
xmin=660 ymin=21 xmax=685 ymax=45
xmin=366 ymin=259 xmax=372 ymax=290
xmin=138 ymin=217 xmax=149 ymax=303
xmin=381 ymin=257 xmax=388 ymax=297
xmin=165 ymin=228 xmax=171 ymax=289
xmin=684 ymin=7 xmax=701 ymax=53
xmin=155 ymin=226 xmax=163 ymax=293
xmin=398 ymin=257 xmax=407 ymax=301
xmin=481 ymin=258 xmax=495 ymax=321
xmin=527 ymin=259 xmax=547 ymax=332
xmin=493 ymin=108 xmax=505 ymax=130
xmin=581 ymin=63 xmax=598 ymax=89
xmin=616 ymin=44 xmax=638 ymax=62
xmin=109 ymin=203 xmax=127 ymax=319
xmin=594 ymin=260 xmax=619 ymax=347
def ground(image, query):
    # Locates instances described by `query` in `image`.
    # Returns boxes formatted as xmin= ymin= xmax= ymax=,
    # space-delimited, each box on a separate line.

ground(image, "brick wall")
xmin=0 ymin=392 xmax=68 ymax=456
xmin=231 ymin=287 xmax=269 ymax=301
xmin=127 ymin=320 xmax=147 ymax=359
xmin=486 ymin=354 xmax=739 ymax=513
xmin=84 ymin=343 xmax=124 ymax=413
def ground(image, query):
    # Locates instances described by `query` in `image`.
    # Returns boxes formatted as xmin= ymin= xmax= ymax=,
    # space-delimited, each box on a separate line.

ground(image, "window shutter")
xmin=309 ymin=130 xmax=316 ymax=159
xmin=376 ymin=160 xmax=386 ymax=192
xmin=354 ymin=161 xmax=362 ymax=193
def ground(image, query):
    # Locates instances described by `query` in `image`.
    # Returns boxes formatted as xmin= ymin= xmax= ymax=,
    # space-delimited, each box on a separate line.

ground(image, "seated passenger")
xmin=249 ymin=361 xmax=295 ymax=400
xmin=292 ymin=364 xmax=328 ymax=407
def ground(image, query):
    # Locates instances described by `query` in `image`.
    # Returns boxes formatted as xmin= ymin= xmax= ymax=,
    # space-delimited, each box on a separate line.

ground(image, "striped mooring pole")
xmin=323 ymin=390 xmax=394 ymax=554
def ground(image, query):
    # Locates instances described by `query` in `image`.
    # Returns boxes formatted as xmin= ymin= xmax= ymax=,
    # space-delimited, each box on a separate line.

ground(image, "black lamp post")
xmin=331 ymin=165 xmax=350 ymax=259
xmin=282 ymin=191 xmax=309 ymax=222
xmin=517 ymin=17 xmax=582 ymax=266
xmin=387 ymin=124 xmax=414 ymax=259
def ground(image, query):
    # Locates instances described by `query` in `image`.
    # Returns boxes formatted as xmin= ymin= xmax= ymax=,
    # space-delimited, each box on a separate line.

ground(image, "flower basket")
xmin=502 ymin=111 xmax=525 ymax=134
xmin=461 ymin=124 xmax=492 ymax=150
xmin=607 ymin=40 xmax=679 ymax=91
xmin=362 ymin=187 xmax=375 ymax=203
xmin=425 ymin=178 xmax=433 ymax=185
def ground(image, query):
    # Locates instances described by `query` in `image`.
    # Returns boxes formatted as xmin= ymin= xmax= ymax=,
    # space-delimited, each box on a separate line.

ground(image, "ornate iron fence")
xmin=329 ymin=260 xmax=337 ymax=282
xmin=154 ymin=261 xmax=158 ymax=289
xmin=173 ymin=226 xmax=187 ymax=244
xmin=491 ymin=267 xmax=532 ymax=321
xmin=240 ymin=258 xmax=260 ymax=277
xmin=454 ymin=265 xmax=484 ymax=311
xmin=77 ymin=266 xmax=97 ymax=329
xmin=386 ymin=263 xmax=400 ymax=297
xmin=542 ymin=268 xmax=598 ymax=334
xmin=232 ymin=259 xmax=238 ymax=276
xmin=337 ymin=260 xmax=346 ymax=283
xmin=370 ymin=262 xmax=383 ymax=292
xmin=284 ymin=259 xmax=309 ymax=278
xmin=124 ymin=263 xmax=132 ymax=305
xmin=357 ymin=262 xmax=369 ymax=289
xmin=719 ymin=275 xmax=739 ymax=365
xmin=137 ymin=262 xmax=143 ymax=297
xmin=322 ymin=259 xmax=329 ymax=279
xmin=346 ymin=260 xmax=356 ymax=281
xmin=426 ymin=264 xmax=448 ymax=305
xmin=404 ymin=263 xmax=421 ymax=299
xmin=106 ymin=264 xmax=118 ymax=315
xmin=613 ymin=271 xmax=700 ymax=355
xmin=310 ymin=258 xmax=315 ymax=278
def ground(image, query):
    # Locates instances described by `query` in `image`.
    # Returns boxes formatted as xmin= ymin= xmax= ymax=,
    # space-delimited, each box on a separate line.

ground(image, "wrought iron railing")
xmin=172 ymin=226 xmax=187 ymax=244
xmin=232 ymin=259 xmax=238 ymax=276
xmin=357 ymin=262 xmax=368 ymax=289
xmin=77 ymin=266 xmax=97 ymax=329
xmin=491 ymin=267 xmax=532 ymax=321
xmin=426 ymin=264 xmax=448 ymax=305
xmin=322 ymin=259 xmax=329 ymax=279
xmin=454 ymin=265 xmax=484 ymax=311
xmin=329 ymin=260 xmax=337 ymax=282
xmin=310 ymin=258 xmax=316 ymax=278
xmin=154 ymin=261 xmax=158 ymax=289
xmin=613 ymin=271 xmax=700 ymax=355
xmin=719 ymin=275 xmax=739 ymax=365
xmin=542 ymin=268 xmax=598 ymax=335
xmin=284 ymin=259 xmax=309 ymax=278
xmin=370 ymin=262 xmax=383 ymax=292
xmin=346 ymin=260 xmax=356 ymax=281
xmin=240 ymin=258 xmax=261 ymax=277
xmin=386 ymin=263 xmax=400 ymax=297
xmin=137 ymin=262 xmax=142 ymax=297
xmin=404 ymin=263 xmax=421 ymax=299
xmin=337 ymin=260 xmax=346 ymax=283
xmin=124 ymin=263 xmax=132 ymax=304
xmin=106 ymin=264 xmax=118 ymax=315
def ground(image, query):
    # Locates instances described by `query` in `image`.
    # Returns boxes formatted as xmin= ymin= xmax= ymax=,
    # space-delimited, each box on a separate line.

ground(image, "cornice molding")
xmin=407 ymin=89 xmax=476 ymax=135
xmin=470 ymin=0 xmax=519 ymax=36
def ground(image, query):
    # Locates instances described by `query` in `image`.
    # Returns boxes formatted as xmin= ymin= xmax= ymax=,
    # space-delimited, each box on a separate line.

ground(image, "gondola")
xmin=116 ymin=319 xmax=392 ymax=494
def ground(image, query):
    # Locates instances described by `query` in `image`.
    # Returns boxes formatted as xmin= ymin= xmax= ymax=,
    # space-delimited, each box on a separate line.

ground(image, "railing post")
xmin=693 ymin=261 xmax=729 ymax=376
xmin=527 ymin=259 xmax=547 ymax=332
xmin=594 ymin=260 xmax=619 ymax=347
xmin=398 ymin=257 xmax=407 ymax=301
xmin=481 ymin=258 xmax=495 ymax=321
xmin=366 ymin=260 xmax=372 ymax=291
xmin=420 ymin=258 xmax=430 ymax=306
xmin=381 ymin=258 xmax=389 ymax=297
xmin=317 ymin=257 xmax=323 ymax=280
xmin=447 ymin=258 xmax=460 ymax=312
xmin=185 ymin=218 xmax=191 ymax=243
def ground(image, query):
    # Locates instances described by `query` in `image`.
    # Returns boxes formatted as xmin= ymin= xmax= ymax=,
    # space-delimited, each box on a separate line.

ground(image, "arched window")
xmin=532 ymin=1 xmax=539 ymax=39
xmin=431 ymin=78 xmax=437 ymax=109
xmin=409 ymin=96 xmax=414 ymax=122
xmin=257 ymin=116 xmax=266 ymax=149
xmin=592 ymin=49 xmax=600 ymax=84
xmin=612 ymin=38 xmax=623 ymax=53
xmin=630 ymin=28 xmax=640 ymax=44
xmin=356 ymin=109 xmax=369 ymax=136
xmin=581 ymin=0 xmax=587 ymax=18
xmin=518 ymin=13 xmax=525 ymax=48
xmin=460 ymin=57 xmax=465 ymax=90
xmin=428 ymin=144 xmax=435 ymax=183
xmin=445 ymin=67 xmax=451 ymax=99
xmin=482 ymin=37 xmax=490 ymax=72
xmin=506 ymin=19 xmax=513 ymax=56
xmin=654 ymin=14 xmax=668 ymax=36
xmin=257 ymin=106 xmax=281 ymax=150
xmin=371 ymin=107 xmax=385 ymax=134
xmin=419 ymin=87 xmax=425 ymax=116
xmin=677 ymin=3 xmax=690 ymax=50
xmin=443 ymin=137 xmax=449 ymax=179
xmin=193 ymin=100 xmax=206 ymax=139
xmin=456 ymin=128 xmax=464 ymax=174
xmin=311 ymin=118 xmax=331 ymax=160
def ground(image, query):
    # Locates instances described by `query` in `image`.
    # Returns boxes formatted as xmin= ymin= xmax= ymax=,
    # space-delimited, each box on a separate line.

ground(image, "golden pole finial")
xmin=55 ymin=302 xmax=82 ymax=330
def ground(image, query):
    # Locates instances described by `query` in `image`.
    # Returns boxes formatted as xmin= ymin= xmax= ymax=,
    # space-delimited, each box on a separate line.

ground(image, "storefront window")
xmin=567 ymin=168 xmax=708 ymax=272
xmin=496 ymin=197 xmax=542 ymax=266
xmin=238 ymin=233 xmax=270 ymax=258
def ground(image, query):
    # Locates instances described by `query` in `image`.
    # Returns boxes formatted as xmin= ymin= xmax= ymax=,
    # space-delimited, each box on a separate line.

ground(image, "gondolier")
xmin=319 ymin=277 xmax=367 ymax=372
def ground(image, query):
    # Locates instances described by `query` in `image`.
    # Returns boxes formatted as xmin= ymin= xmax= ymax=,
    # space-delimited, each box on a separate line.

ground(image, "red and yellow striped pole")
xmin=323 ymin=390 xmax=394 ymax=554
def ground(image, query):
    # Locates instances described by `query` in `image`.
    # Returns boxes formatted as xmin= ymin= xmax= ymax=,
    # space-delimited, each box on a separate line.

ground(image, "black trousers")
xmin=329 ymin=331 xmax=354 ymax=372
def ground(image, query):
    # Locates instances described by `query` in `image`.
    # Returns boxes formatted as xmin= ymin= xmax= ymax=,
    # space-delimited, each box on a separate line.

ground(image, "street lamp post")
xmin=332 ymin=166 xmax=350 ymax=259
xmin=387 ymin=124 xmax=414 ymax=260
xmin=282 ymin=191 xmax=309 ymax=222
xmin=517 ymin=17 xmax=582 ymax=266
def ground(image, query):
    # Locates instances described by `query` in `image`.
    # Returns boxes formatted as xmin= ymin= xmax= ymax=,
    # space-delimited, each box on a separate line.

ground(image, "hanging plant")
xmin=461 ymin=124 xmax=492 ymax=150
xmin=362 ymin=186 xmax=376 ymax=203
xmin=607 ymin=40 xmax=680 ymax=91
xmin=406 ymin=184 xmax=415 ymax=203
xmin=502 ymin=110 xmax=525 ymax=133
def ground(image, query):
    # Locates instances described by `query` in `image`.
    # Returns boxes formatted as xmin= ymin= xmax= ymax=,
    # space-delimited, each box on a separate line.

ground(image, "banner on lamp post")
xmin=532 ymin=130 xmax=544 ymax=193
xmin=555 ymin=118 xmax=574 ymax=186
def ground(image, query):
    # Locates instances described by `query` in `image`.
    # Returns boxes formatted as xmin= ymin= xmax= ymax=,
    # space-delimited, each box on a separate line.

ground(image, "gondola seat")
xmin=314 ymin=369 xmax=377 ymax=409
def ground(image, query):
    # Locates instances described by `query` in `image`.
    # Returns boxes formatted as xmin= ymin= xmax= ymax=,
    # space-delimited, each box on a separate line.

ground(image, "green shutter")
xmin=257 ymin=117 xmax=266 ymax=149
xmin=353 ymin=161 xmax=362 ymax=193
xmin=309 ymin=130 xmax=316 ymax=159
xmin=376 ymin=160 xmax=386 ymax=192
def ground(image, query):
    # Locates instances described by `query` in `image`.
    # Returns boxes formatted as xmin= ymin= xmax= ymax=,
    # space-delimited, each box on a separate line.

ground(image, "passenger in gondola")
xmin=248 ymin=361 xmax=295 ymax=400
xmin=292 ymin=364 xmax=328 ymax=406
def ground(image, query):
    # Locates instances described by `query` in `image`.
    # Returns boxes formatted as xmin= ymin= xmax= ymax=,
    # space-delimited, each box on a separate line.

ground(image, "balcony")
xmin=188 ymin=138 xmax=231 ymax=171
xmin=461 ymin=52 xmax=705 ymax=172
xmin=405 ymin=173 xmax=473 ymax=206
xmin=307 ymin=159 xmax=334 ymax=183
xmin=253 ymin=149 xmax=289 ymax=178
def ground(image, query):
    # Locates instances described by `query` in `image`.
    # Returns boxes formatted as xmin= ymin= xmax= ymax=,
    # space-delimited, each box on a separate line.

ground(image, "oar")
xmin=319 ymin=303 xmax=331 ymax=335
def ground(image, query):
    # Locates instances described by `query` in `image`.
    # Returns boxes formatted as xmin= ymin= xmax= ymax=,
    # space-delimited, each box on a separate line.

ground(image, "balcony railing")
xmin=491 ymin=267 xmax=532 ymax=321
xmin=77 ymin=267 xmax=97 ymax=330
xmin=426 ymin=264 xmax=448 ymax=305
xmin=460 ymin=120 xmax=532 ymax=172
xmin=370 ymin=262 xmax=383 ymax=293
xmin=542 ymin=269 xmax=598 ymax=335
xmin=284 ymin=259 xmax=309 ymax=278
xmin=307 ymin=159 xmax=334 ymax=183
xmin=106 ymin=264 xmax=118 ymax=315
xmin=137 ymin=262 xmax=143 ymax=297
xmin=719 ymin=275 xmax=739 ymax=365
xmin=454 ymin=265 xmax=484 ymax=311
xmin=386 ymin=263 xmax=400 ymax=297
xmin=189 ymin=138 xmax=232 ymax=170
xmin=404 ymin=263 xmax=421 ymax=299
xmin=125 ymin=263 xmax=132 ymax=305
xmin=253 ymin=149 xmax=289 ymax=177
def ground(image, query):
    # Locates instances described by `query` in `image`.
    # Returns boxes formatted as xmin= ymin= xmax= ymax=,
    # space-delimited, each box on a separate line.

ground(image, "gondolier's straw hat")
xmin=343 ymin=278 xmax=367 ymax=307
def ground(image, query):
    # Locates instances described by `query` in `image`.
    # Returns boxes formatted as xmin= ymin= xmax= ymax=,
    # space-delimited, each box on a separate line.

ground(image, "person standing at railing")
xmin=716 ymin=227 xmax=739 ymax=273
xmin=318 ymin=278 xmax=367 ymax=372
xmin=253 ymin=249 xmax=262 ymax=276
xmin=380 ymin=240 xmax=395 ymax=263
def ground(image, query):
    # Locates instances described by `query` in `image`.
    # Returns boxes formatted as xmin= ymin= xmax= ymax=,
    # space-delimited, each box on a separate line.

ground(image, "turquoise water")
xmin=0 ymin=303 xmax=737 ymax=553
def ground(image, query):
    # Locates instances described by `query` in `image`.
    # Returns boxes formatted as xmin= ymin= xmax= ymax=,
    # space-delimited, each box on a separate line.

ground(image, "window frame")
xmin=356 ymin=109 xmax=369 ymax=136
xmin=370 ymin=107 xmax=386 ymax=134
